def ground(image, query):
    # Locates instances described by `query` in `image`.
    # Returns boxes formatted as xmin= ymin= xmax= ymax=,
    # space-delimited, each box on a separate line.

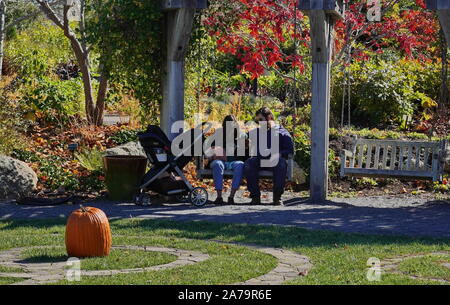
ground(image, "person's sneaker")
xmin=247 ymin=197 xmax=261 ymax=205
xmin=214 ymin=197 xmax=224 ymax=205
xmin=227 ymin=197 xmax=235 ymax=205
xmin=273 ymin=193 xmax=284 ymax=206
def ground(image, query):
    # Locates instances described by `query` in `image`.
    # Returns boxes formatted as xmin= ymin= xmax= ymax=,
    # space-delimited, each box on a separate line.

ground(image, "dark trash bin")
xmin=103 ymin=155 xmax=147 ymax=201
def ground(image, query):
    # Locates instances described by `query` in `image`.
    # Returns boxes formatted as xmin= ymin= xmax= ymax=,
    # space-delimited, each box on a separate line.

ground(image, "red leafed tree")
xmin=335 ymin=0 xmax=439 ymax=64
xmin=204 ymin=0 xmax=440 ymax=79
xmin=203 ymin=0 xmax=307 ymax=80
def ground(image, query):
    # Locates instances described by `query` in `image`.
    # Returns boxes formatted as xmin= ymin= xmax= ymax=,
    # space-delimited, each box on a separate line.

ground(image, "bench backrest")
xmin=341 ymin=138 xmax=447 ymax=181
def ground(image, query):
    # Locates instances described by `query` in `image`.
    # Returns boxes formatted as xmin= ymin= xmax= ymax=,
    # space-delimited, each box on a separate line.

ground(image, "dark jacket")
xmin=248 ymin=124 xmax=294 ymax=159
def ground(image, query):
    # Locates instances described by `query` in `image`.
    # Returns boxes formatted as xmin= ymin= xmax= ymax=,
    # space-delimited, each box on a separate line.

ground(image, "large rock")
xmin=0 ymin=155 xmax=38 ymax=200
xmin=104 ymin=141 xmax=146 ymax=157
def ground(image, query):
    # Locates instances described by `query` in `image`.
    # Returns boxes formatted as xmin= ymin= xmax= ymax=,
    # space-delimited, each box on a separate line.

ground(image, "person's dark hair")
xmin=255 ymin=107 xmax=274 ymax=121
xmin=222 ymin=115 xmax=239 ymax=151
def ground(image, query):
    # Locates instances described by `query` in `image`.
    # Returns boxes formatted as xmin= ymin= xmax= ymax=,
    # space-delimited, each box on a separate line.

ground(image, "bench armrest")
xmin=341 ymin=149 xmax=354 ymax=161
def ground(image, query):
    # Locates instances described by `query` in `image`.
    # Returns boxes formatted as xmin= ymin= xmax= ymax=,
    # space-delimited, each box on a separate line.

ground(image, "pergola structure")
xmin=426 ymin=0 xmax=450 ymax=48
xmin=159 ymin=0 xmax=343 ymax=203
xmin=158 ymin=0 xmax=445 ymax=203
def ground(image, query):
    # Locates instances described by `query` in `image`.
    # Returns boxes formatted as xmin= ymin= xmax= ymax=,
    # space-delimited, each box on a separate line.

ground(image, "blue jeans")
xmin=210 ymin=160 xmax=244 ymax=191
xmin=245 ymin=156 xmax=287 ymax=198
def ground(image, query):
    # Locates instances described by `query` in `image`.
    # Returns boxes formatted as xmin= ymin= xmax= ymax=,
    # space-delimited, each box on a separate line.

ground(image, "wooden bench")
xmin=340 ymin=138 xmax=447 ymax=181
xmin=196 ymin=155 xmax=294 ymax=182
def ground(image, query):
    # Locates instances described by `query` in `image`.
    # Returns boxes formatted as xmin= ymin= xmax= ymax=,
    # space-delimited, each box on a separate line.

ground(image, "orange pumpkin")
xmin=65 ymin=205 xmax=112 ymax=257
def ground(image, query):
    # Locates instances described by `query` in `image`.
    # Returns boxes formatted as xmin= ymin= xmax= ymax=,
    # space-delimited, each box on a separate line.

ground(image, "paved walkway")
xmin=1 ymin=192 xmax=449 ymax=238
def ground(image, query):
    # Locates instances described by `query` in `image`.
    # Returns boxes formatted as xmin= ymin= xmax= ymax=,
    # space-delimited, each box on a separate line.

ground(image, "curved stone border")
xmin=0 ymin=240 xmax=313 ymax=285
xmin=208 ymin=240 xmax=312 ymax=285
xmin=381 ymin=251 xmax=450 ymax=283
xmin=0 ymin=246 xmax=210 ymax=285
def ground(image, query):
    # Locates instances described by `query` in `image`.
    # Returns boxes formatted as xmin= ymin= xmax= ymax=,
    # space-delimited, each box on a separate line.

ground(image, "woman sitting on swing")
xmin=206 ymin=115 xmax=246 ymax=205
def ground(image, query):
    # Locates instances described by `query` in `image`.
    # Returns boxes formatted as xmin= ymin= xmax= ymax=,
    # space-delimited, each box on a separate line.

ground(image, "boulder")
xmin=104 ymin=141 xmax=146 ymax=157
xmin=0 ymin=155 xmax=38 ymax=200
xmin=292 ymin=161 xmax=307 ymax=185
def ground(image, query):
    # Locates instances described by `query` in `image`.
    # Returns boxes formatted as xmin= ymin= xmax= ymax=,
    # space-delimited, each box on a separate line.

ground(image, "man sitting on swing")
xmin=245 ymin=107 xmax=294 ymax=206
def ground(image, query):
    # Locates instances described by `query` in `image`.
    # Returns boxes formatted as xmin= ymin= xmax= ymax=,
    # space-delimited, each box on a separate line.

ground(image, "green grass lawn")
xmin=398 ymin=254 xmax=450 ymax=281
xmin=0 ymin=277 xmax=22 ymax=285
xmin=20 ymin=247 xmax=177 ymax=271
xmin=0 ymin=265 xmax=23 ymax=273
xmin=0 ymin=218 xmax=449 ymax=285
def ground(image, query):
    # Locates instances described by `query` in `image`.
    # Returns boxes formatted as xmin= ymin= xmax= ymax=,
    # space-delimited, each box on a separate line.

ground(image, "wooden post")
xmin=299 ymin=1 xmax=343 ymax=202
xmin=161 ymin=8 xmax=195 ymax=140
xmin=437 ymin=10 xmax=450 ymax=47
xmin=309 ymin=10 xmax=335 ymax=202
xmin=426 ymin=0 xmax=450 ymax=48
xmin=160 ymin=0 xmax=206 ymax=140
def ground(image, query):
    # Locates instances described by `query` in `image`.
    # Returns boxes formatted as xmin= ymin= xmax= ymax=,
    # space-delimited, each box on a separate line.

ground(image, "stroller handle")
xmin=199 ymin=121 xmax=213 ymax=134
xmin=172 ymin=122 xmax=213 ymax=161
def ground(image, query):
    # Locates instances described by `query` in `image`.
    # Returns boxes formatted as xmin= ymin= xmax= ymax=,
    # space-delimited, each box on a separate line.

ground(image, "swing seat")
xmin=340 ymin=137 xmax=448 ymax=182
xmin=196 ymin=155 xmax=294 ymax=182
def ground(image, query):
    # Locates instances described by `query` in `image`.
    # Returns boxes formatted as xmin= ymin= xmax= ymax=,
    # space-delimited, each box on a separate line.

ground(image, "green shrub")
xmin=19 ymin=76 xmax=84 ymax=124
xmin=406 ymin=132 xmax=429 ymax=140
xmin=332 ymin=55 xmax=440 ymax=127
xmin=0 ymin=97 xmax=29 ymax=155
xmin=284 ymin=120 xmax=336 ymax=181
xmin=433 ymin=181 xmax=449 ymax=193
xmin=351 ymin=177 xmax=378 ymax=189
xmin=78 ymin=170 xmax=105 ymax=193
xmin=38 ymin=158 xmax=80 ymax=191
xmin=5 ymin=20 xmax=73 ymax=79
xmin=109 ymin=129 xmax=139 ymax=145
xmin=10 ymin=149 xmax=39 ymax=162
xmin=75 ymin=148 xmax=104 ymax=172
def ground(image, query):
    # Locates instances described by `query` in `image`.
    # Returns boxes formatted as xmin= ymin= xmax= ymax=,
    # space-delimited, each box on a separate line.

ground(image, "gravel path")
xmin=1 ymin=191 xmax=449 ymax=238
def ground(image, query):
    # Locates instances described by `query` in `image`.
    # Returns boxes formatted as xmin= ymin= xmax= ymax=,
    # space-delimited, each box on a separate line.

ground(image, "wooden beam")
xmin=437 ymin=10 xmax=450 ymax=48
xmin=426 ymin=0 xmax=450 ymax=10
xmin=161 ymin=0 xmax=207 ymax=11
xmin=309 ymin=10 xmax=335 ymax=202
xmin=298 ymin=0 xmax=345 ymax=20
xmin=161 ymin=7 xmax=196 ymax=140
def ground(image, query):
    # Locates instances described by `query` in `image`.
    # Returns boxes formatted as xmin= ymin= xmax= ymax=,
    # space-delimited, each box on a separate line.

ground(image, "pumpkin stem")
xmin=79 ymin=204 xmax=88 ymax=213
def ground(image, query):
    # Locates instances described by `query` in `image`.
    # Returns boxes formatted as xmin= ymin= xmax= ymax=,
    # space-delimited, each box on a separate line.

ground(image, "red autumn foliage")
xmin=205 ymin=0 xmax=440 ymax=79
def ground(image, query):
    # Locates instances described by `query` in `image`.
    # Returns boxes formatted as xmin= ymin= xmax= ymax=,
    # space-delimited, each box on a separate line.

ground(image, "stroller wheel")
xmin=135 ymin=193 xmax=151 ymax=206
xmin=189 ymin=187 xmax=208 ymax=207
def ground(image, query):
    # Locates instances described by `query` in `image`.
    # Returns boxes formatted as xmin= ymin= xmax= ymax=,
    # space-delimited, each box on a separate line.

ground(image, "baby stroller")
xmin=135 ymin=123 xmax=211 ymax=207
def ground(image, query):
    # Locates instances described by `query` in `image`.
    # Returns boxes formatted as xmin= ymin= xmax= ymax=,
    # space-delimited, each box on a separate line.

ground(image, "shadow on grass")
xmin=18 ymin=254 xmax=68 ymax=264
xmin=1 ymin=196 xmax=449 ymax=250
xmin=108 ymin=218 xmax=450 ymax=250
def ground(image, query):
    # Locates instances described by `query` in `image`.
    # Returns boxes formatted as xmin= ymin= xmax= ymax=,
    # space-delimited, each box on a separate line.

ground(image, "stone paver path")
xmin=0 ymin=245 xmax=210 ymax=285
xmin=0 ymin=242 xmax=312 ymax=285
xmin=381 ymin=251 xmax=450 ymax=283
xmin=1 ymin=192 xmax=449 ymax=238
xmin=227 ymin=242 xmax=311 ymax=285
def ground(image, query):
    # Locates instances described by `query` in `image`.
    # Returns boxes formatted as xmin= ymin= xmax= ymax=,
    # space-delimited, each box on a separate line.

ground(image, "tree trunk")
xmin=35 ymin=0 xmax=102 ymax=125
xmin=68 ymin=37 xmax=95 ymax=124
xmin=93 ymin=64 xmax=109 ymax=126
xmin=0 ymin=1 xmax=6 ymax=80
